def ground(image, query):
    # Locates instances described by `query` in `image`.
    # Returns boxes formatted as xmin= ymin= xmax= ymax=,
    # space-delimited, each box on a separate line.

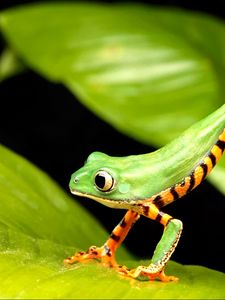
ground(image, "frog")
xmin=65 ymin=103 xmax=225 ymax=282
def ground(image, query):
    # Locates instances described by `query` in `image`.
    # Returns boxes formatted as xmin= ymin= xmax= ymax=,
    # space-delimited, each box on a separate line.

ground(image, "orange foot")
xmin=64 ymin=246 xmax=103 ymax=264
xmin=127 ymin=265 xmax=178 ymax=282
xmin=64 ymin=245 xmax=129 ymax=275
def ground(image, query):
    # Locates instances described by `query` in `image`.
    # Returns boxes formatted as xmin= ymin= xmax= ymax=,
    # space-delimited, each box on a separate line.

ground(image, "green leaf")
xmin=1 ymin=253 xmax=225 ymax=299
xmin=0 ymin=143 xmax=127 ymax=297
xmin=0 ymin=144 xmax=108 ymax=249
xmin=0 ymin=47 xmax=25 ymax=81
xmin=0 ymin=145 xmax=225 ymax=298
xmin=0 ymin=2 xmax=224 ymax=145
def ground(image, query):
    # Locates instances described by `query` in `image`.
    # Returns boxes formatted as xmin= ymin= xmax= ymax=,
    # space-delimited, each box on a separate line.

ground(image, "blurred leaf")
xmin=0 ymin=3 xmax=225 ymax=145
xmin=0 ymin=48 xmax=25 ymax=81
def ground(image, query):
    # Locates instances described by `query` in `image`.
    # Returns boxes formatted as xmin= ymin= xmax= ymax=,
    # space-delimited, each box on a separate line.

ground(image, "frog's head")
xmin=69 ymin=151 xmax=136 ymax=208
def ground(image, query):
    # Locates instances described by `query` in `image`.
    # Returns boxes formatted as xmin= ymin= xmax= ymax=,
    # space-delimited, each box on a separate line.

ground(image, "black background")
xmin=0 ymin=0 xmax=225 ymax=273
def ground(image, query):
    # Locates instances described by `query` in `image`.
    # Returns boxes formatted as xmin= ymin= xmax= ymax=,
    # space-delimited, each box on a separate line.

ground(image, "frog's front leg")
xmin=128 ymin=203 xmax=183 ymax=282
xmin=64 ymin=210 xmax=140 ymax=273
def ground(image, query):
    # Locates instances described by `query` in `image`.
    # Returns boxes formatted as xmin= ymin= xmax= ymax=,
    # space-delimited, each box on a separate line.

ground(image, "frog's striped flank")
xmin=152 ymin=128 xmax=225 ymax=208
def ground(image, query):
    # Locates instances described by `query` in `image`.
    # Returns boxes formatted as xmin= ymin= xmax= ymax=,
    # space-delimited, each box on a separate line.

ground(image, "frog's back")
xmin=128 ymin=103 xmax=225 ymax=205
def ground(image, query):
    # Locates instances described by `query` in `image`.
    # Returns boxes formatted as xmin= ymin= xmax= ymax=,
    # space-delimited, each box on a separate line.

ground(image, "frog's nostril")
xmin=74 ymin=177 xmax=79 ymax=184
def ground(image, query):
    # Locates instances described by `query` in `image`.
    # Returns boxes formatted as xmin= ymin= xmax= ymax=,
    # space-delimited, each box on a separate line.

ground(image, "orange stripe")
xmin=192 ymin=165 xmax=204 ymax=188
xmin=160 ymin=190 xmax=174 ymax=204
xmin=203 ymin=156 xmax=213 ymax=174
xmin=209 ymin=128 xmax=225 ymax=164
xmin=141 ymin=203 xmax=172 ymax=226
xmin=148 ymin=204 xmax=160 ymax=220
xmin=174 ymin=177 xmax=191 ymax=198
xmin=106 ymin=210 xmax=139 ymax=252
xmin=211 ymin=144 xmax=222 ymax=162
xmin=219 ymin=129 xmax=225 ymax=142
xmin=160 ymin=213 xmax=172 ymax=226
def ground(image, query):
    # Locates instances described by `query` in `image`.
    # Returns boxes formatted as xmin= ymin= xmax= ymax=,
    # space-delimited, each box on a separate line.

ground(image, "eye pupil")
xmin=95 ymin=174 xmax=106 ymax=189
xmin=94 ymin=170 xmax=114 ymax=192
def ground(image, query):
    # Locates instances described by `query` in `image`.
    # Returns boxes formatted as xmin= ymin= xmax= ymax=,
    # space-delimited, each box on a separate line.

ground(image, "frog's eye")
xmin=94 ymin=170 xmax=115 ymax=192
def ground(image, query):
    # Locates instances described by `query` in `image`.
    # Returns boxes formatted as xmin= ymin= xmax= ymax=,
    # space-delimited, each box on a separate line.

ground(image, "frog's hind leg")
xmin=128 ymin=203 xmax=183 ymax=282
xmin=64 ymin=210 xmax=140 ymax=273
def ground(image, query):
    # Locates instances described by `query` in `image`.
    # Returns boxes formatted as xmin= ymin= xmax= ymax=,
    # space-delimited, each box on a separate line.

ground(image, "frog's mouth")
xmin=70 ymin=189 xmax=131 ymax=209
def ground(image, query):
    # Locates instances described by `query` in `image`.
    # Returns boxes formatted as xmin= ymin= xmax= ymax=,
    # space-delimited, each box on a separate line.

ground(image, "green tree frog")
xmin=65 ymin=103 xmax=225 ymax=282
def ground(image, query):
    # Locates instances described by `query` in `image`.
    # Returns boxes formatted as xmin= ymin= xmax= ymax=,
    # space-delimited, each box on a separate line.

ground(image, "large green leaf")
xmin=1 ymin=2 xmax=225 ymax=194
xmin=0 ymin=3 xmax=225 ymax=145
xmin=0 ymin=144 xmax=225 ymax=298
xmin=0 ymin=144 xmax=108 ymax=249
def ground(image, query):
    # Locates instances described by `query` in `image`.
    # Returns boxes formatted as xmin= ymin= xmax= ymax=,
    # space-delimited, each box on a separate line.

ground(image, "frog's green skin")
xmin=65 ymin=104 xmax=225 ymax=282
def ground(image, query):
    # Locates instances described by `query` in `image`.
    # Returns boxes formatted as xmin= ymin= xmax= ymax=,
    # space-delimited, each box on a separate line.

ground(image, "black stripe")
xmin=170 ymin=186 xmax=179 ymax=200
xmin=104 ymin=245 xmax=112 ymax=257
xmin=153 ymin=195 xmax=165 ymax=208
xmin=133 ymin=212 xmax=139 ymax=218
xmin=119 ymin=218 xmax=127 ymax=228
xmin=142 ymin=205 xmax=149 ymax=216
xmin=208 ymin=152 xmax=216 ymax=167
xmin=180 ymin=180 xmax=186 ymax=187
xmin=155 ymin=211 xmax=165 ymax=223
xmin=200 ymin=162 xmax=208 ymax=181
xmin=166 ymin=217 xmax=174 ymax=225
xmin=187 ymin=172 xmax=195 ymax=193
xmin=110 ymin=233 xmax=120 ymax=242
xmin=216 ymin=139 xmax=225 ymax=152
